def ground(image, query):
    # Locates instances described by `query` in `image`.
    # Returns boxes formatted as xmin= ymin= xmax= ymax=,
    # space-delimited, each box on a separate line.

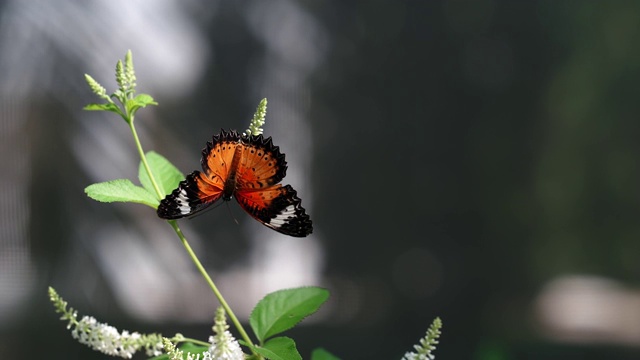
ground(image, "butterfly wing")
xmin=158 ymin=129 xmax=313 ymax=237
xmin=235 ymin=184 xmax=312 ymax=237
xmin=157 ymin=171 xmax=223 ymax=219
xmin=201 ymin=129 xmax=243 ymax=184
xmin=235 ymin=134 xmax=287 ymax=190
xmin=233 ymin=134 xmax=311 ymax=236
xmin=158 ymin=129 xmax=242 ymax=219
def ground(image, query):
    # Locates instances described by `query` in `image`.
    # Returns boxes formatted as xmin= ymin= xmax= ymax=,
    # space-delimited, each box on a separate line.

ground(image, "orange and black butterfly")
xmin=157 ymin=129 xmax=312 ymax=237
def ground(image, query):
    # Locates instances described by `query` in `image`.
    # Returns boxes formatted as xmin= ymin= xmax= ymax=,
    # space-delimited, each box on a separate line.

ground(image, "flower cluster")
xmin=163 ymin=338 xmax=203 ymax=360
xmin=49 ymin=287 xmax=163 ymax=359
xmin=50 ymin=287 xmax=246 ymax=360
xmin=71 ymin=316 xmax=141 ymax=358
xmin=245 ymin=98 xmax=267 ymax=136
xmin=402 ymin=317 xmax=442 ymax=360
xmin=204 ymin=307 xmax=244 ymax=360
xmin=163 ymin=307 xmax=244 ymax=360
xmin=114 ymin=50 xmax=137 ymax=97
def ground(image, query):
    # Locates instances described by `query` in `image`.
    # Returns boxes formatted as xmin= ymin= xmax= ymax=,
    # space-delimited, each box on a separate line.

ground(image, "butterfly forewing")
xmin=157 ymin=171 xmax=223 ymax=219
xmin=236 ymin=135 xmax=287 ymax=190
xmin=202 ymin=130 xmax=243 ymax=186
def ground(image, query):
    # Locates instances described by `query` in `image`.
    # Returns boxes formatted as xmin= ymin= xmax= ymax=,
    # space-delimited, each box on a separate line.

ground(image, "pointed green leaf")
xmin=311 ymin=348 xmax=341 ymax=360
xmin=252 ymin=346 xmax=282 ymax=360
xmin=138 ymin=151 xmax=185 ymax=198
xmin=85 ymin=179 xmax=159 ymax=208
xmin=133 ymin=93 xmax=158 ymax=107
xmin=247 ymin=337 xmax=301 ymax=360
xmin=250 ymin=287 xmax=329 ymax=343
xmin=126 ymin=94 xmax=158 ymax=116
xmin=262 ymin=337 xmax=301 ymax=360
xmin=126 ymin=100 xmax=140 ymax=115
xmin=84 ymin=103 xmax=120 ymax=112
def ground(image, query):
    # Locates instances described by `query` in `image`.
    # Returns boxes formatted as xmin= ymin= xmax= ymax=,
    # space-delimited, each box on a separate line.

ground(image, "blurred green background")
xmin=1 ymin=1 xmax=640 ymax=359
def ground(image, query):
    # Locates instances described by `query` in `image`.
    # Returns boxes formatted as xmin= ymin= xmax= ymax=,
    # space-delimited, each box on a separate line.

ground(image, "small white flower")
xmin=401 ymin=317 xmax=442 ymax=360
xmin=146 ymin=339 xmax=165 ymax=357
xmin=201 ymin=308 xmax=245 ymax=360
xmin=71 ymin=315 xmax=141 ymax=358
xmin=187 ymin=353 xmax=202 ymax=360
xmin=205 ymin=332 xmax=244 ymax=360
xmin=402 ymin=351 xmax=435 ymax=360
xmin=50 ymin=288 xmax=163 ymax=359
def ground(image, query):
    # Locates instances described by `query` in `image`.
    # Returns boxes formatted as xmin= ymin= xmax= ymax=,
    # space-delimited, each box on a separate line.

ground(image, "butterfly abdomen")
xmin=222 ymin=144 xmax=243 ymax=201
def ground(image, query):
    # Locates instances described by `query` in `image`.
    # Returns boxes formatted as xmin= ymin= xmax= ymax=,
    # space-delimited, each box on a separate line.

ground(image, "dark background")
xmin=1 ymin=1 xmax=640 ymax=359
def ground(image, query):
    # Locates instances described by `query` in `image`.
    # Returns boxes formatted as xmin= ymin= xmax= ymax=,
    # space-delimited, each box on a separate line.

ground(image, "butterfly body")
xmin=157 ymin=129 xmax=312 ymax=237
xmin=220 ymin=144 xmax=243 ymax=201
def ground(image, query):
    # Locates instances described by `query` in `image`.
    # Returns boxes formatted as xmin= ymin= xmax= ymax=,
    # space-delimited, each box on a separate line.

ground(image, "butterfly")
xmin=157 ymin=129 xmax=312 ymax=237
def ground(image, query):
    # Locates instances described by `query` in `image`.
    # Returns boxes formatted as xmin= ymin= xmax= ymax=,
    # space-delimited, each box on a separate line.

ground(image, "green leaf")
xmin=126 ymin=94 xmax=158 ymax=116
xmin=138 ymin=151 xmax=185 ymax=198
xmin=252 ymin=346 xmax=282 ymax=360
xmin=248 ymin=337 xmax=301 ymax=360
xmin=126 ymin=100 xmax=140 ymax=115
xmin=264 ymin=337 xmax=302 ymax=360
xmin=84 ymin=103 xmax=120 ymax=112
xmin=85 ymin=179 xmax=159 ymax=208
xmin=133 ymin=93 xmax=158 ymax=107
xmin=250 ymin=287 xmax=329 ymax=343
xmin=311 ymin=348 xmax=341 ymax=360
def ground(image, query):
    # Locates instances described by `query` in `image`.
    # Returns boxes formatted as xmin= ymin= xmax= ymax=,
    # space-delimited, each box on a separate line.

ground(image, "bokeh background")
xmin=1 ymin=1 xmax=640 ymax=359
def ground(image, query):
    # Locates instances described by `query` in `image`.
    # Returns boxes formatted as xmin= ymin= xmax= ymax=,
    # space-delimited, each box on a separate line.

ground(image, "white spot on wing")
xmin=267 ymin=204 xmax=297 ymax=227
xmin=177 ymin=189 xmax=192 ymax=214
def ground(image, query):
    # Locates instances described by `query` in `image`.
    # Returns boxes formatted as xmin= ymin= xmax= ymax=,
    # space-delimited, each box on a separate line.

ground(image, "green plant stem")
xmin=168 ymin=220 xmax=258 ymax=356
xmin=173 ymin=336 xmax=210 ymax=347
xmin=128 ymin=117 xmax=163 ymax=199
xmin=127 ymin=118 xmax=258 ymax=357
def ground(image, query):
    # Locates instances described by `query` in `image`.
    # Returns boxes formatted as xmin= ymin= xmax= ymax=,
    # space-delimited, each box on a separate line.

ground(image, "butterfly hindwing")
xmin=157 ymin=171 xmax=223 ymax=219
xmin=235 ymin=184 xmax=312 ymax=237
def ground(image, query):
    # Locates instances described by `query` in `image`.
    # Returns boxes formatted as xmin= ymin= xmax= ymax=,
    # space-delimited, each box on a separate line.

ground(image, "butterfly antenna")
xmin=225 ymin=201 xmax=240 ymax=225
xmin=187 ymin=201 xmax=224 ymax=219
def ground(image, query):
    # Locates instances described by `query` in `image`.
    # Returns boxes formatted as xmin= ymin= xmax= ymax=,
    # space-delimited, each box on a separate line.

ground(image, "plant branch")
xmin=128 ymin=120 xmax=163 ymax=199
xmin=168 ymin=220 xmax=258 ymax=356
